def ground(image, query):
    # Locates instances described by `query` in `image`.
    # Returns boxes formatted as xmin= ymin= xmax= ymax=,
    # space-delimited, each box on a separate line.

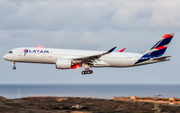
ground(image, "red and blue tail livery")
xmin=144 ymin=33 xmax=174 ymax=57
xmin=135 ymin=33 xmax=174 ymax=65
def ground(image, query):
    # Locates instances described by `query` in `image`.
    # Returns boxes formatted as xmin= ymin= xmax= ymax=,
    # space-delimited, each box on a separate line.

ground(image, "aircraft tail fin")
xmin=142 ymin=33 xmax=174 ymax=58
xmin=135 ymin=33 xmax=174 ymax=65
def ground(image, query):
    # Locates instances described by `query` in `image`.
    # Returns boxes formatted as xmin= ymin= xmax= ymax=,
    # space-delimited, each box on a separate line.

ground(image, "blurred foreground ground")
xmin=0 ymin=96 xmax=180 ymax=113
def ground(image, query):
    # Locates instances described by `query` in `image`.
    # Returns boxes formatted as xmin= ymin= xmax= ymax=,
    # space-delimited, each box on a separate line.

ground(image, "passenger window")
xmin=9 ymin=51 xmax=13 ymax=54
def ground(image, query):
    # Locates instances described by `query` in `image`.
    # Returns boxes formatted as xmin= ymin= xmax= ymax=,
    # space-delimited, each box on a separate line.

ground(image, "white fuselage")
xmin=3 ymin=33 xmax=174 ymax=74
xmin=3 ymin=47 xmax=143 ymax=68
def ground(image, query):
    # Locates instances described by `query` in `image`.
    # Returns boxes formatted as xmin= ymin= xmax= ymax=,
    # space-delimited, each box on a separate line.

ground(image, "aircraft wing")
xmin=73 ymin=47 xmax=116 ymax=64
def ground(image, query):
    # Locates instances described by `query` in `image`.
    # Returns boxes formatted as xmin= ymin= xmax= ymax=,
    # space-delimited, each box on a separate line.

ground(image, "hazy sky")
xmin=0 ymin=0 xmax=180 ymax=84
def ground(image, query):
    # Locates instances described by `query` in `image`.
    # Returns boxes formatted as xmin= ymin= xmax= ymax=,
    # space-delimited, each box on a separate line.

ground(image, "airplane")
xmin=3 ymin=33 xmax=174 ymax=75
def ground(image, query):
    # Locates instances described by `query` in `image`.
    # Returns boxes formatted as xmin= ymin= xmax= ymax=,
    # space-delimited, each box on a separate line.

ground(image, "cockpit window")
xmin=9 ymin=51 xmax=13 ymax=54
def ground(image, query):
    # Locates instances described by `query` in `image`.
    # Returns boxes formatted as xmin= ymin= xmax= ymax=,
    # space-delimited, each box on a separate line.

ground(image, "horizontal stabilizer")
xmin=153 ymin=56 xmax=171 ymax=60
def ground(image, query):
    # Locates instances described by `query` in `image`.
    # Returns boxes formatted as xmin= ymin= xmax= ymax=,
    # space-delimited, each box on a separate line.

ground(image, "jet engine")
xmin=55 ymin=59 xmax=72 ymax=69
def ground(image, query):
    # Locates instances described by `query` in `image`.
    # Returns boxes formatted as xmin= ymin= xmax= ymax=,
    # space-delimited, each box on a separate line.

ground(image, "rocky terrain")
xmin=0 ymin=96 xmax=180 ymax=113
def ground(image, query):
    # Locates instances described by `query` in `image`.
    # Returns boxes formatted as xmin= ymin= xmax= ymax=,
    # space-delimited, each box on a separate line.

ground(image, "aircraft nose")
xmin=3 ymin=54 xmax=8 ymax=60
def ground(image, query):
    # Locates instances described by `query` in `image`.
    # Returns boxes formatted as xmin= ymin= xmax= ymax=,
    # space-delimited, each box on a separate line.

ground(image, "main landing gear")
xmin=12 ymin=62 xmax=16 ymax=70
xmin=81 ymin=68 xmax=93 ymax=75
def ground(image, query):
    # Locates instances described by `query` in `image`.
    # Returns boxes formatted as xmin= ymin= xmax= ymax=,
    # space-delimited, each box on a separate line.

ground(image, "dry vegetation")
xmin=0 ymin=96 xmax=179 ymax=113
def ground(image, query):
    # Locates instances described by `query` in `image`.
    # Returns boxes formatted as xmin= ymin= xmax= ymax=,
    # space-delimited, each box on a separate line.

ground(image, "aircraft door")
xmin=49 ymin=51 xmax=52 ymax=58
xmin=18 ymin=50 xmax=23 ymax=56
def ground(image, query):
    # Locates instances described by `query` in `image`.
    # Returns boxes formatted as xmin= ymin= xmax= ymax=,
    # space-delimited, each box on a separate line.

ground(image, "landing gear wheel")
xmin=85 ymin=71 xmax=88 ymax=74
xmin=89 ymin=70 xmax=93 ymax=74
xmin=87 ymin=70 xmax=90 ymax=74
xmin=81 ymin=71 xmax=85 ymax=75
xmin=13 ymin=67 xmax=16 ymax=70
xmin=81 ymin=70 xmax=93 ymax=75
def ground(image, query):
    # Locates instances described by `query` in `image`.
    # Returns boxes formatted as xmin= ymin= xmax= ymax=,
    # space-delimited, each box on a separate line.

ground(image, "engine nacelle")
xmin=56 ymin=59 xmax=72 ymax=69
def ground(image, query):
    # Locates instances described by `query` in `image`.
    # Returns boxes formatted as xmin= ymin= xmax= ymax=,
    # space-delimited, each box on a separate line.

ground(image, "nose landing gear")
xmin=81 ymin=68 xmax=93 ymax=75
xmin=12 ymin=62 xmax=16 ymax=70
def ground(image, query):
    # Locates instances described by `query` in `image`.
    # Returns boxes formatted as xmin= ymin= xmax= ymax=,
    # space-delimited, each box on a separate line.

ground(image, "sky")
xmin=0 ymin=0 xmax=180 ymax=84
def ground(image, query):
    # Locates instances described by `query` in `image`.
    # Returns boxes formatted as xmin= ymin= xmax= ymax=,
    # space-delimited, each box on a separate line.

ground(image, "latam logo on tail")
xmin=23 ymin=49 xmax=49 ymax=56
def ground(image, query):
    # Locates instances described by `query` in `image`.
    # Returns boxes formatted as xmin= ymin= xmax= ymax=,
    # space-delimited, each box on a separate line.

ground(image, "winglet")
xmin=108 ymin=46 xmax=117 ymax=52
xmin=104 ymin=46 xmax=117 ymax=55
xmin=119 ymin=48 xmax=126 ymax=52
